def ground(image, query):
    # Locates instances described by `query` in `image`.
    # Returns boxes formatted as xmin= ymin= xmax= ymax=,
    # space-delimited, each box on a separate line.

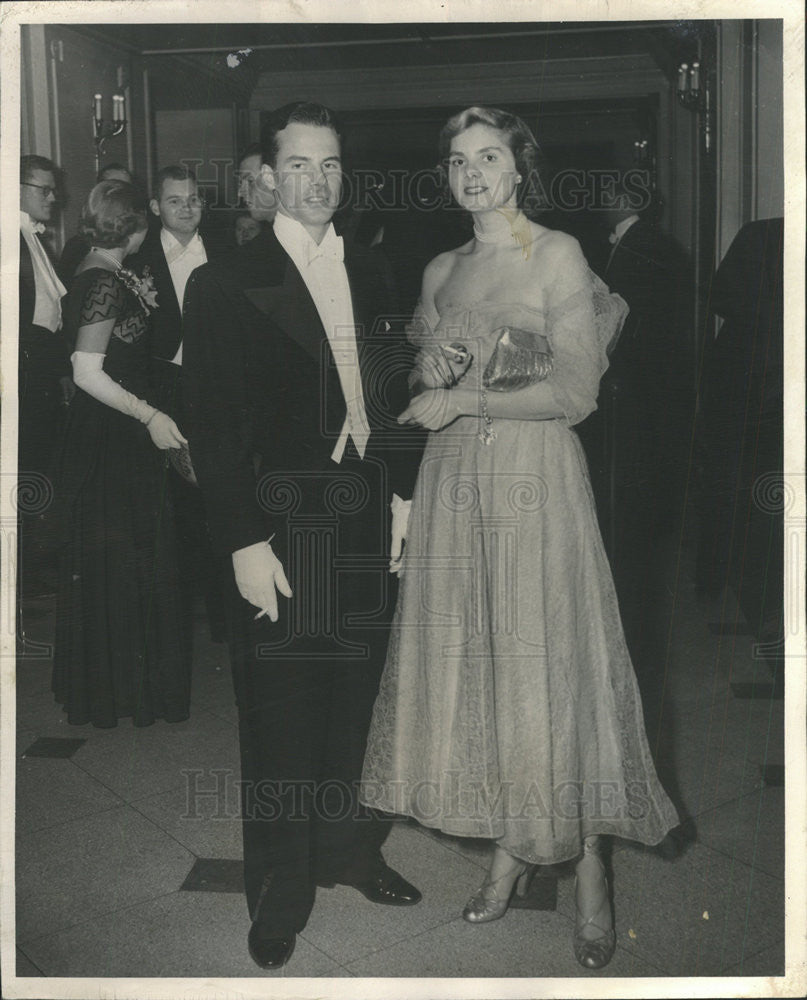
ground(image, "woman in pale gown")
xmin=361 ymin=107 xmax=679 ymax=969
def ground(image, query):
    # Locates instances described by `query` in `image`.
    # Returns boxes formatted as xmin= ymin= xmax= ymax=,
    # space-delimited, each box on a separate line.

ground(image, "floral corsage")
xmin=117 ymin=264 xmax=159 ymax=315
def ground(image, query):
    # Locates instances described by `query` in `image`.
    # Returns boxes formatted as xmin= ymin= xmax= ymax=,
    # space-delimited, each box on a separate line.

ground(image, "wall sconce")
xmin=92 ymin=92 xmax=127 ymax=174
xmin=676 ymin=61 xmax=713 ymax=154
xmin=633 ymin=138 xmax=650 ymax=164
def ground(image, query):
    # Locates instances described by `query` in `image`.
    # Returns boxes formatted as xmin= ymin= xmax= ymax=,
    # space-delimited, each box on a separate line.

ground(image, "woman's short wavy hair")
xmin=80 ymin=180 xmax=148 ymax=249
xmin=438 ymin=106 xmax=549 ymax=217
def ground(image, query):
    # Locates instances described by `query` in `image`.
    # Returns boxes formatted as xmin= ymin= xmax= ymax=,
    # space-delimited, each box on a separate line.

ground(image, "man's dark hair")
xmin=153 ymin=164 xmax=198 ymax=200
xmin=259 ymin=102 xmax=342 ymax=169
xmin=20 ymin=154 xmax=57 ymax=183
xmin=238 ymin=141 xmax=262 ymax=166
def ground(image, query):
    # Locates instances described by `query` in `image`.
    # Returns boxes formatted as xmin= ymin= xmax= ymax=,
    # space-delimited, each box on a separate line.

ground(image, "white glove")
xmin=71 ymin=351 xmax=187 ymax=450
xmin=389 ymin=493 xmax=412 ymax=575
xmin=144 ymin=411 xmax=187 ymax=450
xmin=232 ymin=539 xmax=293 ymax=621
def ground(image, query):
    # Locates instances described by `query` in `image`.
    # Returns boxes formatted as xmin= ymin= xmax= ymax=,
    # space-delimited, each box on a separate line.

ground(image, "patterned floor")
xmin=8 ymin=524 xmax=794 ymax=995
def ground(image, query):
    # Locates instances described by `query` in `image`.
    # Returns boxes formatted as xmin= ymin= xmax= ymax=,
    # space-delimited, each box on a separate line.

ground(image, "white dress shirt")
xmin=20 ymin=211 xmax=66 ymax=332
xmin=160 ymin=228 xmax=207 ymax=365
xmin=272 ymin=212 xmax=370 ymax=462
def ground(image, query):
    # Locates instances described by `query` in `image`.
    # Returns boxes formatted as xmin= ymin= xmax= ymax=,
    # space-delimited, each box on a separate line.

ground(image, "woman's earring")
xmin=516 ymin=175 xmax=523 ymax=184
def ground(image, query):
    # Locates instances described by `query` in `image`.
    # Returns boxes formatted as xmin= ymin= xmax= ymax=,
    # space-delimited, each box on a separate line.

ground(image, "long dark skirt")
xmin=51 ymin=392 xmax=191 ymax=728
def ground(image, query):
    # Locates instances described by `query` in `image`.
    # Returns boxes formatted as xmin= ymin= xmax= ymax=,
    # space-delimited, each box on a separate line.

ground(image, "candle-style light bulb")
xmin=94 ymin=93 xmax=103 ymax=119
xmin=677 ymin=64 xmax=688 ymax=92
xmin=119 ymin=93 xmax=126 ymax=122
xmin=691 ymin=62 xmax=700 ymax=91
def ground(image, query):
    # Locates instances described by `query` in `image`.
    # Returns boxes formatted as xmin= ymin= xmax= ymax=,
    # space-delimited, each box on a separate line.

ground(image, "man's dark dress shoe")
xmin=321 ymin=864 xmax=422 ymax=905
xmin=247 ymin=924 xmax=296 ymax=969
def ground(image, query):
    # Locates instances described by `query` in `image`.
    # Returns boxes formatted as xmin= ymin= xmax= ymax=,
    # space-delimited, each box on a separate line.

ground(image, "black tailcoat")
xmin=18 ymin=233 xmax=71 ymax=474
xmin=130 ymin=225 xmax=184 ymax=365
xmin=696 ymin=218 xmax=784 ymax=624
xmin=578 ymin=220 xmax=694 ymax=644
xmin=182 ymin=225 xmax=421 ymax=934
xmin=129 ymin=224 xmax=225 ymax=655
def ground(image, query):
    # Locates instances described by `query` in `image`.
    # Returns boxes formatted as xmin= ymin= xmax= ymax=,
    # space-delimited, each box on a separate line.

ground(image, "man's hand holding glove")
xmin=232 ymin=539 xmax=293 ymax=621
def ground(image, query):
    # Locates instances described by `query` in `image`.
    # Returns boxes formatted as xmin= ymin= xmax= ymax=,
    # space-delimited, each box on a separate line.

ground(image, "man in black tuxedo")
xmin=19 ymin=154 xmax=73 ymax=599
xmin=19 ymin=155 xmax=72 ymax=474
xmin=579 ymin=186 xmax=693 ymax=654
xmin=131 ymin=165 xmax=224 ymax=643
xmin=604 ymin=201 xmax=693 ymax=514
xmin=697 ymin=218 xmax=784 ymax=632
xmin=236 ymin=140 xmax=277 ymax=224
xmin=183 ymin=102 xmax=422 ymax=970
xmin=135 ymin=164 xmax=208 ymax=419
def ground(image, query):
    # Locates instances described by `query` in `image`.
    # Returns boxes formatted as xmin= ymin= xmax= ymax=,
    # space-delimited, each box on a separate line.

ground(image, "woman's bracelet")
xmin=478 ymin=386 xmax=496 ymax=445
xmin=143 ymin=408 xmax=158 ymax=427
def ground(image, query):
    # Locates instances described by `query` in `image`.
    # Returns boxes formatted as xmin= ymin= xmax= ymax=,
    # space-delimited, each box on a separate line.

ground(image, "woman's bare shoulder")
xmin=422 ymin=246 xmax=465 ymax=294
xmin=424 ymin=244 xmax=469 ymax=275
xmin=528 ymin=226 xmax=587 ymax=276
xmin=530 ymin=224 xmax=581 ymax=255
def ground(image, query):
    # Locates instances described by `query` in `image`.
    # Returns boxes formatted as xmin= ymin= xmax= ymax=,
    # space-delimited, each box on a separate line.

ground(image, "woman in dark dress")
xmin=52 ymin=180 xmax=191 ymax=727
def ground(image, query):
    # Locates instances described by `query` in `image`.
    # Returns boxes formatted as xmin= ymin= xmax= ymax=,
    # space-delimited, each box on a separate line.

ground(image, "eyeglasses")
xmin=21 ymin=182 xmax=57 ymax=198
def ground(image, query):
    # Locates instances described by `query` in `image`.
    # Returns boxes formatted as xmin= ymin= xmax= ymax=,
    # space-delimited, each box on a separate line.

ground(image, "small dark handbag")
xmin=168 ymin=444 xmax=198 ymax=486
xmin=482 ymin=325 xmax=554 ymax=391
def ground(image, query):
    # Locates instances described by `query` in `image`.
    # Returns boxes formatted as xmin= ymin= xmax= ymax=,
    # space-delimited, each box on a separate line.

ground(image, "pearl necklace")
xmin=473 ymin=212 xmax=530 ymax=245
xmin=90 ymin=245 xmax=128 ymax=269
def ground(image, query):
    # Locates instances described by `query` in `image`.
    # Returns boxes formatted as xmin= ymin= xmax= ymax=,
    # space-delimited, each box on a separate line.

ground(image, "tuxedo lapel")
xmin=609 ymin=221 xmax=662 ymax=273
xmin=606 ymin=225 xmax=634 ymax=276
xmin=276 ymin=262 xmax=328 ymax=363
xmin=152 ymin=234 xmax=181 ymax=320
xmin=19 ymin=233 xmax=35 ymax=293
xmin=242 ymin=230 xmax=328 ymax=365
xmin=19 ymin=234 xmax=35 ymax=331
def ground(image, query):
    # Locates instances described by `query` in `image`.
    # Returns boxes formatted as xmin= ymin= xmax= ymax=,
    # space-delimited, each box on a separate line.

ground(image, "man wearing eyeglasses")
xmin=18 ymin=154 xmax=73 ymax=600
xmin=19 ymin=156 xmax=73 ymax=489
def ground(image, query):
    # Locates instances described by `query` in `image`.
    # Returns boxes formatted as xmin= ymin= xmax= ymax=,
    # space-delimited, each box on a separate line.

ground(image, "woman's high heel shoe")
xmin=573 ymin=839 xmax=615 ymax=970
xmin=462 ymin=860 xmax=536 ymax=924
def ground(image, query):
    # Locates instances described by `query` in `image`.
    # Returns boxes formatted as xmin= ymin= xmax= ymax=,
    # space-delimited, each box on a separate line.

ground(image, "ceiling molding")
xmin=251 ymin=55 xmax=668 ymax=111
xmin=139 ymin=22 xmax=683 ymax=56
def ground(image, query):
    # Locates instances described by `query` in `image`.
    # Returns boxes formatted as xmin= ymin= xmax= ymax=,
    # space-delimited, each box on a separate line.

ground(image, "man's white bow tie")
xmin=30 ymin=221 xmax=46 ymax=235
xmin=304 ymin=234 xmax=344 ymax=267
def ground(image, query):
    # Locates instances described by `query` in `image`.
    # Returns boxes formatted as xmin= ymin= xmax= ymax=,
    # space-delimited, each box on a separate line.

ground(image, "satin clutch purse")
xmin=482 ymin=325 xmax=554 ymax=391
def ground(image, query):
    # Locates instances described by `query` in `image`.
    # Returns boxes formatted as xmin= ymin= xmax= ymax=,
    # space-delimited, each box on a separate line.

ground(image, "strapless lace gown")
xmin=361 ymin=277 xmax=679 ymax=864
